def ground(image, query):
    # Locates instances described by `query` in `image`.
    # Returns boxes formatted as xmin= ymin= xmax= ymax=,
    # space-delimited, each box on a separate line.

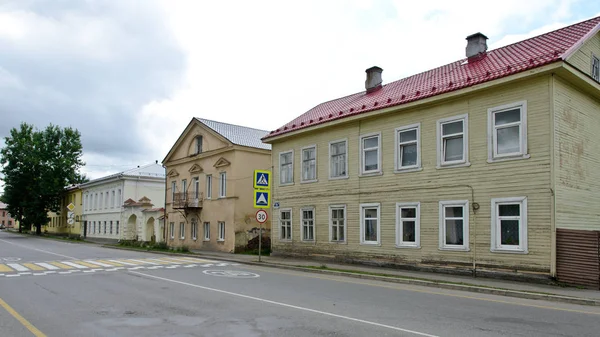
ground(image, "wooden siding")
xmin=566 ymin=32 xmax=600 ymax=80
xmin=553 ymin=76 xmax=600 ymax=231
xmin=271 ymin=76 xmax=553 ymax=273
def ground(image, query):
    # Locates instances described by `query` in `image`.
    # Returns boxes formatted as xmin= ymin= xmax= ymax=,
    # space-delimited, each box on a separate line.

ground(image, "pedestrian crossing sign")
xmin=253 ymin=189 xmax=270 ymax=208
xmin=253 ymin=170 xmax=270 ymax=189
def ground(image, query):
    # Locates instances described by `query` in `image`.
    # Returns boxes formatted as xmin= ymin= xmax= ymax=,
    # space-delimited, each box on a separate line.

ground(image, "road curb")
xmin=101 ymin=245 xmax=600 ymax=307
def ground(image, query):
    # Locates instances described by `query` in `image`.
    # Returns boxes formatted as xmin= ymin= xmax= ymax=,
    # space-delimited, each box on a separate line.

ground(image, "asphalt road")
xmin=0 ymin=231 xmax=599 ymax=337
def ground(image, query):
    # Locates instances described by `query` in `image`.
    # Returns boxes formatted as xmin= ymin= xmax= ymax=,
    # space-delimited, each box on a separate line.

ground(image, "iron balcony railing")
xmin=172 ymin=192 xmax=203 ymax=209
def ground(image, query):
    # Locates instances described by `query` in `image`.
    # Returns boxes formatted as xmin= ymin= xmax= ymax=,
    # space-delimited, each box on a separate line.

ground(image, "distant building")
xmin=80 ymin=163 xmax=165 ymax=242
xmin=45 ymin=184 xmax=82 ymax=236
xmin=0 ymin=202 xmax=16 ymax=228
xmin=163 ymin=118 xmax=271 ymax=253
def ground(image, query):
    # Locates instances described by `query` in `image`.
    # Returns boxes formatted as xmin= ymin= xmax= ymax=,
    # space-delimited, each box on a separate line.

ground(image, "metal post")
xmin=258 ymin=220 xmax=262 ymax=262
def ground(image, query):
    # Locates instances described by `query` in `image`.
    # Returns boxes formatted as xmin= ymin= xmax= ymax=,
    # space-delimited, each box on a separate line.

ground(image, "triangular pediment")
xmin=167 ymin=169 xmax=179 ymax=177
xmin=189 ymin=164 xmax=203 ymax=173
xmin=214 ymin=157 xmax=231 ymax=168
xmin=138 ymin=196 xmax=152 ymax=204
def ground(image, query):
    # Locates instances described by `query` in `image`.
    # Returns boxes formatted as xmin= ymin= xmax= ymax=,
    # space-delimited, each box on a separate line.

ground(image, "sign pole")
xmin=258 ymin=220 xmax=262 ymax=262
xmin=253 ymin=170 xmax=271 ymax=264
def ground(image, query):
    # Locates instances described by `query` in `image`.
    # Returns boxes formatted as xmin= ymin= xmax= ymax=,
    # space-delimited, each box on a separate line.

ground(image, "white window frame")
xmin=104 ymin=192 xmax=108 ymax=209
xmin=329 ymin=139 xmax=348 ymax=180
xmin=395 ymin=202 xmax=420 ymax=248
xmin=196 ymin=135 xmax=203 ymax=154
xmin=99 ymin=192 xmax=103 ymax=209
xmin=300 ymin=207 xmax=315 ymax=241
xmin=182 ymin=179 xmax=187 ymax=200
xmin=219 ymin=172 xmax=226 ymax=198
xmin=592 ymin=54 xmax=599 ymax=82
xmin=193 ymin=177 xmax=200 ymax=199
xmin=439 ymin=200 xmax=470 ymax=251
xmin=170 ymin=222 xmax=175 ymax=239
xmin=116 ymin=221 xmax=119 ymax=235
xmin=111 ymin=191 xmax=115 ymax=208
xmin=279 ymin=208 xmax=292 ymax=241
xmin=117 ymin=189 xmax=122 ymax=208
xmin=491 ymin=197 xmax=528 ymax=253
xmin=179 ymin=222 xmax=185 ymax=240
xmin=206 ymin=175 xmax=212 ymax=200
xmin=360 ymin=203 xmax=381 ymax=245
xmin=359 ymin=132 xmax=382 ymax=176
xmin=279 ymin=150 xmax=294 ymax=185
xmin=301 ymin=145 xmax=317 ymax=183
xmin=329 ymin=205 xmax=347 ymax=243
xmin=394 ymin=123 xmax=421 ymax=172
xmin=171 ymin=181 xmax=177 ymax=202
xmin=218 ymin=221 xmax=225 ymax=241
xmin=191 ymin=220 xmax=198 ymax=240
xmin=487 ymin=101 xmax=529 ymax=162
xmin=203 ymin=222 xmax=210 ymax=241
xmin=436 ymin=114 xmax=470 ymax=168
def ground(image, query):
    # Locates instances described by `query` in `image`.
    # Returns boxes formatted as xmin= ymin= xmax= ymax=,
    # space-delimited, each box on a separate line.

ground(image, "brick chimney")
xmin=465 ymin=32 xmax=488 ymax=58
xmin=365 ymin=66 xmax=383 ymax=93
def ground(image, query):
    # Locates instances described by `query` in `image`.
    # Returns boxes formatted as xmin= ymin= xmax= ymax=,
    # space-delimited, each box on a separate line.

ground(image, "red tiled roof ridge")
xmin=263 ymin=15 xmax=600 ymax=140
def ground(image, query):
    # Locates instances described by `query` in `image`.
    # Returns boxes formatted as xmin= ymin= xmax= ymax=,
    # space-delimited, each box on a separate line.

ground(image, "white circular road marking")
xmin=203 ymin=270 xmax=260 ymax=278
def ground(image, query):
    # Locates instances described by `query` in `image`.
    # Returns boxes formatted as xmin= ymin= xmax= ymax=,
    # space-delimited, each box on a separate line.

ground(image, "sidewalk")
xmin=183 ymin=249 xmax=600 ymax=305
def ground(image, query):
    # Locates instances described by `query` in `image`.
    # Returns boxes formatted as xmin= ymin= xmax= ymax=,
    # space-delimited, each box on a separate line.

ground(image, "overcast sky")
xmin=1 ymin=0 xmax=599 ymax=181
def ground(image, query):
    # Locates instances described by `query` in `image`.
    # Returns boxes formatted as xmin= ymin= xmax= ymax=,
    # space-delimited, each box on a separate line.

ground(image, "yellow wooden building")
xmin=263 ymin=16 xmax=600 ymax=287
xmin=46 ymin=184 xmax=83 ymax=236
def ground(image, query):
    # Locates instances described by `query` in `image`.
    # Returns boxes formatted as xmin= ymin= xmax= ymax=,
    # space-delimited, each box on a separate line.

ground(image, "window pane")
xmin=364 ymin=208 xmax=377 ymax=219
xmin=281 ymin=153 xmax=291 ymax=164
xmin=339 ymin=221 xmax=345 ymax=241
xmin=497 ymin=125 xmax=520 ymax=154
xmin=402 ymin=221 xmax=416 ymax=242
xmin=442 ymin=121 xmax=463 ymax=135
xmin=445 ymin=206 xmax=463 ymax=218
xmin=401 ymin=144 xmax=417 ymax=166
xmin=332 ymin=142 xmax=345 ymax=155
xmin=500 ymin=220 xmax=520 ymax=245
xmin=499 ymin=204 xmax=520 ymax=216
xmin=365 ymin=219 xmax=377 ymax=241
xmin=399 ymin=129 xmax=417 ymax=143
xmin=495 ymin=109 xmax=520 ymax=126
xmin=445 ymin=220 xmax=464 ymax=245
xmin=444 ymin=137 xmax=463 ymax=161
xmin=365 ymin=149 xmax=378 ymax=171
xmin=364 ymin=137 xmax=378 ymax=149
xmin=303 ymin=148 xmax=315 ymax=160
xmin=401 ymin=207 xmax=416 ymax=218
xmin=281 ymin=211 xmax=290 ymax=220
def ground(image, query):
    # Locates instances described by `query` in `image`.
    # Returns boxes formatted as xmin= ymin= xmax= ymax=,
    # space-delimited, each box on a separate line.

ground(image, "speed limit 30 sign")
xmin=255 ymin=209 xmax=268 ymax=224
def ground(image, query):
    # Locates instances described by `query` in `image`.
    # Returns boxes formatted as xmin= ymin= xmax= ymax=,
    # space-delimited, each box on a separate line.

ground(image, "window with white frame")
xmin=439 ymin=200 xmax=469 ymax=250
xmin=179 ymin=222 xmax=185 ymax=239
xmin=194 ymin=177 xmax=200 ymax=199
xmin=280 ymin=209 xmax=292 ymax=240
xmin=396 ymin=124 xmax=420 ymax=170
xmin=491 ymin=197 xmax=528 ymax=252
xmin=396 ymin=202 xmax=420 ymax=248
xmin=171 ymin=181 xmax=177 ymax=202
xmin=329 ymin=140 xmax=347 ymax=179
xmin=360 ymin=133 xmax=381 ymax=175
xmin=437 ymin=115 xmax=468 ymax=166
xmin=182 ymin=179 xmax=187 ymax=200
xmin=219 ymin=172 xmax=226 ymax=198
xmin=203 ymin=222 xmax=210 ymax=240
xmin=301 ymin=146 xmax=317 ymax=182
xmin=110 ymin=221 xmax=113 ymax=235
xmin=329 ymin=205 xmax=346 ymax=242
xmin=488 ymin=101 xmax=528 ymax=160
xmin=280 ymin=151 xmax=294 ymax=184
xmin=117 ymin=189 xmax=121 ymax=208
xmin=103 ymin=221 xmax=107 ymax=234
xmin=170 ymin=222 xmax=174 ymax=239
xmin=116 ymin=221 xmax=119 ymax=235
xmin=218 ymin=221 xmax=225 ymax=241
xmin=196 ymin=136 xmax=203 ymax=154
xmin=301 ymin=208 xmax=315 ymax=241
xmin=592 ymin=55 xmax=599 ymax=82
xmin=104 ymin=193 xmax=108 ymax=209
xmin=191 ymin=220 xmax=198 ymax=240
xmin=95 ymin=193 xmax=99 ymax=209
xmin=111 ymin=191 xmax=115 ymax=208
xmin=206 ymin=175 xmax=212 ymax=199
xmin=99 ymin=192 xmax=103 ymax=209
xmin=360 ymin=203 xmax=380 ymax=245
xmin=93 ymin=221 xmax=96 ymax=234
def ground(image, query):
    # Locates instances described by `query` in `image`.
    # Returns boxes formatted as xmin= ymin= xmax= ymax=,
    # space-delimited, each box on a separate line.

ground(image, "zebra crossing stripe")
xmin=61 ymin=261 xmax=88 ymax=269
xmin=0 ymin=264 xmax=13 ymax=272
xmin=144 ymin=258 xmax=173 ymax=265
xmin=108 ymin=260 xmax=137 ymax=266
xmin=7 ymin=264 xmax=29 ymax=272
xmin=84 ymin=260 xmax=113 ymax=267
xmin=73 ymin=261 xmax=104 ymax=268
xmin=157 ymin=258 xmax=184 ymax=264
xmin=22 ymin=263 xmax=45 ymax=271
xmin=95 ymin=260 xmax=123 ymax=266
xmin=35 ymin=263 xmax=60 ymax=270
xmin=49 ymin=262 xmax=74 ymax=269
xmin=127 ymin=259 xmax=160 ymax=265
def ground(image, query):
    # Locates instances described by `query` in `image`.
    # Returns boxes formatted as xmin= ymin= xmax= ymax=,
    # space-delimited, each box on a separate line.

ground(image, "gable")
xmin=566 ymin=30 xmax=600 ymax=82
xmin=163 ymin=119 xmax=232 ymax=164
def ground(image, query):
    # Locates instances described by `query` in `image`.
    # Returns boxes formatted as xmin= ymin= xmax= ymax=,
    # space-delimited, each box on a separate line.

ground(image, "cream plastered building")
xmin=262 ymin=17 xmax=600 ymax=286
xmin=80 ymin=163 xmax=165 ymax=241
xmin=163 ymin=118 xmax=271 ymax=253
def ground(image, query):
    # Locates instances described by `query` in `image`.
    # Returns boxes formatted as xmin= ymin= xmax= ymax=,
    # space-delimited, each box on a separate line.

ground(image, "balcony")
xmin=172 ymin=192 xmax=203 ymax=210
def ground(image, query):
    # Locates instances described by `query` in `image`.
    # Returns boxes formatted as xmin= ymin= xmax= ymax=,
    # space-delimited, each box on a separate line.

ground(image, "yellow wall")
xmin=270 ymin=75 xmax=553 ymax=273
xmin=566 ymin=32 xmax=600 ymax=79
xmin=45 ymin=187 xmax=82 ymax=235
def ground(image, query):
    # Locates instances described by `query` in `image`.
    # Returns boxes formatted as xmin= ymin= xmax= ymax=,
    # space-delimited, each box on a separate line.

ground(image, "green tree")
xmin=0 ymin=123 xmax=85 ymax=235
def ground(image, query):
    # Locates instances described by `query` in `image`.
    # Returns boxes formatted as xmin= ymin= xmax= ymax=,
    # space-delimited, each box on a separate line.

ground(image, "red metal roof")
xmin=263 ymin=16 xmax=600 ymax=140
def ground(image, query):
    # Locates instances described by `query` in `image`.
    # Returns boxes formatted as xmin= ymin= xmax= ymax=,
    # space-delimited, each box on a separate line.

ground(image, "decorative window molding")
xmin=189 ymin=164 xmax=203 ymax=173
xmin=395 ymin=123 xmax=421 ymax=172
xmin=279 ymin=208 xmax=292 ymax=241
xmin=396 ymin=202 xmax=420 ymax=248
xmin=359 ymin=132 xmax=382 ymax=176
xmin=491 ymin=197 xmax=528 ymax=253
xmin=329 ymin=205 xmax=346 ymax=243
xmin=214 ymin=157 xmax=231 ymax=168
xmin=439 ymin=200 xmax=469 ymax=251
xmin=329 ymin=139 xmax=348 ymax=180
xmin=436 ymin=114 xmax=470 ymax=168
xmin=279 ymin=150 xmax=294 ymax=185
xmin=487 ymin=101 xmax=529 ymax=162
xmin=300 ymin=207 xmax=315 ymax=241
xmin=167 ymin=169 xmax=179 ymax=178
xmin=360 ymin=203 xmax=381 ymax=245
xmin=301 ymin=145 xmax=317 ymax=183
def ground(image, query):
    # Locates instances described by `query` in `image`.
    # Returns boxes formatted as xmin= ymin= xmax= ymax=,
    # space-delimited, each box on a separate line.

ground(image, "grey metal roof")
xmin=196 ymin=118 xmax=271 ymax=150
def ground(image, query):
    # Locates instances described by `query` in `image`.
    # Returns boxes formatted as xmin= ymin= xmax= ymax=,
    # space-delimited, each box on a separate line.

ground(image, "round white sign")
xmin=255 ymin=209 xmax=268 ymax=224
